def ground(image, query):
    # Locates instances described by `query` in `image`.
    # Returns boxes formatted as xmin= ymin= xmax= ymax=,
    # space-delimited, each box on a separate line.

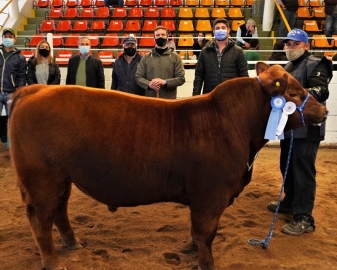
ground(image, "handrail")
xmin=0 ymin=0 xmax=13 ymax=15
xmin=273 ymin=0 xmax=291 ymax=33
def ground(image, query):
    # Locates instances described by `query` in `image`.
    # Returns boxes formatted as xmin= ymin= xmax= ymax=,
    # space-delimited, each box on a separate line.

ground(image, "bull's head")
xmin=255 ymin=62 xmax=328 ymax=130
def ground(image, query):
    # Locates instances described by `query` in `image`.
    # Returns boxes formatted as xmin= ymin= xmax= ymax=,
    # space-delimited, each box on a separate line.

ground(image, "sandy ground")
xmin=0 ymin=143 xmax=336 ymax=270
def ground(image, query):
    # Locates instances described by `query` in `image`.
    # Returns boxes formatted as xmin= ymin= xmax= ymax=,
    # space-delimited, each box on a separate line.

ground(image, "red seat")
xmin=73 ymin=20 xmax=88 ymax=32
xmin=79 ymin=7 xmax=94 ymax=19
xmin=161 ymin=20 xmax=176 ymax=31
xmin=24 ymin=34 xmax=46 ymax=47
xmin=144 ymin=7 xmax=160 ymax=18
xmin=50 ymin=0 xmax=64 ymax=8
xmin=97 ymin=51 xmax=114 ymax=66
xmin=34 ymin=0 xmax=49 ymax=8
xmin=107 ymin=20 xmax=124 ymax=32
xmin=56 ymin=50 xmax=73 ymax=65
xmin=128 ymin=8 xmax=143 ymax=18
xmin=89 ymin=20 xmax=106 ymax=32
xmin=142 ymin=20 xmax=158 ymax=32
xmin=169 ymin=0 xmax=182 ymax=6
xmin=154 ymin=0 xmax=167 ymax=6
xmin=80 ymin=0 xmax=92 ymax=7
xmin=112 ymin=7 xmax=127 ymax=18
xmin=20 ymin=50 xmax=35 ymax=63
xmin=64 ymin=34 xmax=81 ymax=47
xmin=95 ymin=7 xmax=110 ymax=19
xmin=45 ymin=8 xmax=63 ymax=20
xmin=139 ymin=0 xmax=153 ymax=6
xmin=124 ymin=0 xmax=138 ymax=6
xmin=124 ymin=20 xmax=141 ymax=32
xmin=37 ymin=20 xmax=56 ymax=33
xmin=161 ymin=7 xmax=176 ymax=18
xmin=93 ymin=0 xmax=105 ymax=6
xmin=101 ymin=33 xmax=119 ymax=47
xmin=64 ymin=0 xmax=79 ymax=7
xmin=139 ymin=33 xmax=156 ymax=47
xmin=52 ymin=34 xmax=64 ymax=47
xmin=63 ymin=7 xmax=79 ymax=19
xmin=86 ymin=34 xmax=100 ymax=46
xmin=56 ymin=20 xmax=72 ymax=33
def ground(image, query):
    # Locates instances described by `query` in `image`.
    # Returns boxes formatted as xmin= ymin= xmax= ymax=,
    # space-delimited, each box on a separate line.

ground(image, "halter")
xmin=296 ymin=92 xmax=310 ymax=126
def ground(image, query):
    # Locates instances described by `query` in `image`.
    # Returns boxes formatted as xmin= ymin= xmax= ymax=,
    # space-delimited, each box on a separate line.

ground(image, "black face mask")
xmin=39 ymin=48 xmax=50 ymax=57
xmin=155 ymin=38 xmax=167 ymax=47
xmin=124 ymin=47 xmax=136 ymax=56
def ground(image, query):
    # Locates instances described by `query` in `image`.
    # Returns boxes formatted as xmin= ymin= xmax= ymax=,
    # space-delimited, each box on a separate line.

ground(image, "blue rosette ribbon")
xmin=264 ymin=96 xmax=286 ymax=140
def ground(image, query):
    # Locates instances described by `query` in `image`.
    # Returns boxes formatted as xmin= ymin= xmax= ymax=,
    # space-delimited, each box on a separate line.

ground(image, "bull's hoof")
xmin=163 ymin=252 xmax=181 ymax=265
xmin=67 ymin=242 xmax=83 ymax=250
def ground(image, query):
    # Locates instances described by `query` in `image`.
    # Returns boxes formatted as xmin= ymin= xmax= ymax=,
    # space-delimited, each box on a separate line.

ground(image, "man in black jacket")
xmin=111 ymin=35 xmax=144 ymax=95
xmin=66 ymin=37 xmax=105 ymax=89
xmin=192 ymin=18 xmax=248 ymax=95
xmin=277 ymin=0 xmax=299 ymax=38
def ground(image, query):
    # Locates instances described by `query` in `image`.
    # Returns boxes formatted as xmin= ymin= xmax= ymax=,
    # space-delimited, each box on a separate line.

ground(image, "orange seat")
xmin=52 ymin=34 xmax=64 ymax=47
xmin=298 ymin=0 xmax=307 ymax=7
xmin=142 ymin=20 xmax=158 ymax=32
xmin=215 ymin=0 xmax=230 ymax=7
xmin=227 ymin=8 xmax=244 ymax=19
xmin=154 ymin=0 xmax=167 ymax=6
xmin=139 ymin=33 xmax=156 ymax=47
xmin=64 ymin=0 xmax=79 ymax=7
xmin=98 ymin=51 xmax=114 ymax=66
xmin=169 ymin=0 xmax=182 ymax=6
xmin=211 ymin=7 xmax=226 ymax=18
xmin=311 ymin=34 xmax=333 ymax=49
xmin=185 ymin=0 xmax=198 ymax=6
xmin=24 ymin=34 xmax=46 ymax=47
xmin=139 ymin=0 xmax=153 ymax=6
xmin=86 ymin=34 xmax=100 ymax=47
xmin=144 ymin=7 xmax=160 ymax=18
xmin=107 ymin=20 xmax=124 ymax=32
xmin=161 ymin=20 xmax=176 ymax=31
xmin=199 ymin=0 xmax=214 ymax=6
xmin=324 ymin=51 xmax=336 ymax=61
xmin=50 ymin=0 xmax=64 ymax=8
xmin=308 ymin=0 xmax=324 ymax=7
xmin=245 ymin=0 xmax=256 ymax=7
xmin=38 ymin=20 xmax=56 ymax=33
xmin=79 ymin=7 xmax=94 ymax=19
xmin=196 ymin=20 xmax=212 ymax=32
xmin=312 ymin=7 xmax=325 ymax=18
xmin=64 ymin=34 xmax=81 ymax=47
xmin=195 ymin=8 xmax=210 ymax=19
xmin=20 ymin=50 xmax=35 ymax=63
xmin=179 ymin=50 xmax=193 ymax=60
xmin=56 ymin=20 xmax=72 ymax=33
xmin=303 ymin=20 xmax=321 ymax=32
xmin=95 ymin=7 xmax=110 ymax=19
xmin=124 ymin=20 xmax=141 ymax=32
xmin=46 ymin=8 xmax=63 ymax=20
xmin=80 ymin=0 xmax=92 ymax=7
xmin=178 ymin=20 xmax=194 ymax=32
xmin=231 ymin=20 xmax=245 ymax=32
xmin=177 ymin=34 xmax=194 ymax=47
xmin=128 ymin=7 xmax=143 ymax=18
xmin=178 ymin=8 xmax=193 ymax=19
xmin=63 ymin=7 xmax=79 ymax=19
xmin=101 ymin=33 xmax=119 ymax=47
xmin=56 ymin=50 xmax=73 ymax=65
xmin=112 ymin=7 xmax=127 ymax=18
xmin=34 ymin=0 xmax=49 ymax=8
xmin=89 ymin=20 xmax=106 ymax=32
xmin=73 ymin=20 xmax=88 ymax=32
xmin=231 ymin=0 xmax=245 ymax=6
xmin=297 ymin=7 xmax=312 ymax=19
xmin=161 ymin=7 xmax=176 ymax=18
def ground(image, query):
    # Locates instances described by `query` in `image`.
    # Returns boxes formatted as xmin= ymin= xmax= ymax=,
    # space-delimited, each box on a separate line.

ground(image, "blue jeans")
xmin=0 ymin=92 xmax=12 ymax=116
xmin=324 ymin=14 xmax=337 ymax=37
xmin=279 ymin=9 xmax=297 ymax=38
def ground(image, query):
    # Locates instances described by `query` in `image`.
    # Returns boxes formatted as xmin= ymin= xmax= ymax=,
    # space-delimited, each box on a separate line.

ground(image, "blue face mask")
xmin=79 ymin=46 xmax=90 ymax=55
xmin=3 ymin=38 xmax=14 ymax=48
xmin=214 ymin=30 xmax=228 ymax=41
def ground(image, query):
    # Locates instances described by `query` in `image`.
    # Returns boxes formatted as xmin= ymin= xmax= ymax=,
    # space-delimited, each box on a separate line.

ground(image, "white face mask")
xmin=198 ymin=37 xmax=204 ymax=42
xmin=285 ymin=47 xmax=305 ymax=61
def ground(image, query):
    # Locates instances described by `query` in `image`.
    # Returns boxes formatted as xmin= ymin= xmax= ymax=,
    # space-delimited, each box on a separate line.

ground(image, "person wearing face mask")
xmin=235 ymin=19 xmax=258 ymax=48
xmin=267 ymin=29 xmax=333 ymax=236
xmin=111 ymin=35 xmax=144 ymax=95
xmin=193 ymin=18 xmax=248 ymax=96
xmin=136 ymin=26 xmax=185 ymax=99
xmin=192 ymin=32 xmax=208 ymax=59
xmin=66 ymin=37 xmax=105 ymax=88
xmin=0 ymin=28 xmax=27 ymax=115
xmin=27 ymin=40 xmax=61 ymax=85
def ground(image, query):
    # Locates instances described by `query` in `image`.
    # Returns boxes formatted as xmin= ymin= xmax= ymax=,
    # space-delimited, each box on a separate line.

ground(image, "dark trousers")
xmin=280 ymin=139 xmax=320 ymax=224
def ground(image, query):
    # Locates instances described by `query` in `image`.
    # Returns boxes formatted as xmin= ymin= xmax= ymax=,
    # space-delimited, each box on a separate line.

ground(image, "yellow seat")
xmin=231 ymin=20 xmax=245 ymax=32
xmin=195 ymin=8 xmax=210 ymax=19
xmin=230 ymin=0 xmax=245 ymax=6
xmin=227 ymin=8 xmax=244 ymax=19
xmin=215 ymin=0 xmax=230 ymax=6
xmin=178 ymin=8 xmax=194 ymax=19
xmin=178 ymin=20 xmax=194 ymax=32
xmin=178 ymin=34 xmax=194 ymax=47
xmin=196 ymin=20 xmax=212 ymax=32
xmin=200 ymin=0 xmax=214 ymax=6
xmin=211 ymin=7 xmax=226 ymax=18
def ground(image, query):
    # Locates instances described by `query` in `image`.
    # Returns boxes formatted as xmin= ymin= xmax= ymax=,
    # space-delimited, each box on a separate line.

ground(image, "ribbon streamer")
xmin=276 ymin=102 xmax=296 ymax=137
xmin=264 ymin=96 xmax=286 ymax=140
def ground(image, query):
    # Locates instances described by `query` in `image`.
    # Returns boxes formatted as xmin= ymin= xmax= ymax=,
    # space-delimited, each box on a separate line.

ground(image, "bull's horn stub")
xmin=276 ymin=102 xmax=296 ymax=136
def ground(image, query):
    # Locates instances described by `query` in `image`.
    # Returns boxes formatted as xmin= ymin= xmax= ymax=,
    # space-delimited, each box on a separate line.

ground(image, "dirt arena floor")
xmin=0 ymin=143 xmax=336 ymax=270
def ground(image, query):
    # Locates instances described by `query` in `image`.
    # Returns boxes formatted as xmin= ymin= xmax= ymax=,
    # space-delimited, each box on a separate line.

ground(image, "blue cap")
xmin=282 ymin=28 xmax=308 ymax=43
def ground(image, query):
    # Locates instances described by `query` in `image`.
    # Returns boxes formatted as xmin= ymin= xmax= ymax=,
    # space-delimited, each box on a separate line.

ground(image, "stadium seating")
xmin=98 ymin=51 xmax=114 ymax=66
xmin=24 ymin=34 xmax=46 ymax=47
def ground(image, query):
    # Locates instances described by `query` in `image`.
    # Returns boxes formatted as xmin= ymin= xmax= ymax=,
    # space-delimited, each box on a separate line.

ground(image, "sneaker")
xmin=267 ymin=201 xmax=293 ymax=214
xmin=281 ymin=218 xmax=315 ymax=236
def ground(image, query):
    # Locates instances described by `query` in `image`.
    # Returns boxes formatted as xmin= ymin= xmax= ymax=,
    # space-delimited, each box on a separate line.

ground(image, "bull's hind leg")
xmin=189 ymin=204 xmax=224 ymax=270
xmin=53 ymin=182 xmax=82 ymax=250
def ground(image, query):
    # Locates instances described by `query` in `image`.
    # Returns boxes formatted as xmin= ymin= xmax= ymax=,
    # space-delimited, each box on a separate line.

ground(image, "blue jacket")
xmin=0 ymin=45 xmax=27 ymax=92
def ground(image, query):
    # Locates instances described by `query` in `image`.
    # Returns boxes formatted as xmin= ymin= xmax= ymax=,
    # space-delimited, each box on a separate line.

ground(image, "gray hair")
xmin=78 ymin=37 xmax=91 ymax=46
xmin=246 ymin=19 xmax=256 ymax=27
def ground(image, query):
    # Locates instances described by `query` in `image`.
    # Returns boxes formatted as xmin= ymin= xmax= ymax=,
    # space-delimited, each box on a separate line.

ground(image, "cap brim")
xmin=281 ymin=37 xmax=306 ymax=43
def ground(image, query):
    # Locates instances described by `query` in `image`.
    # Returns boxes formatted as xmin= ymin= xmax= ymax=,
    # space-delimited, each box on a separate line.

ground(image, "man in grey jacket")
xmin=193 ymin=18 xmax=248 ymax=95
xmin=136 ymin=26 xmax=185 ymax=99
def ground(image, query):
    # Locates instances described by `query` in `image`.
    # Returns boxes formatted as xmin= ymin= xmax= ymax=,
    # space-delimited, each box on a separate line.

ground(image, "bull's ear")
xmin=256 ymin=62 xmax=270 ymax=75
